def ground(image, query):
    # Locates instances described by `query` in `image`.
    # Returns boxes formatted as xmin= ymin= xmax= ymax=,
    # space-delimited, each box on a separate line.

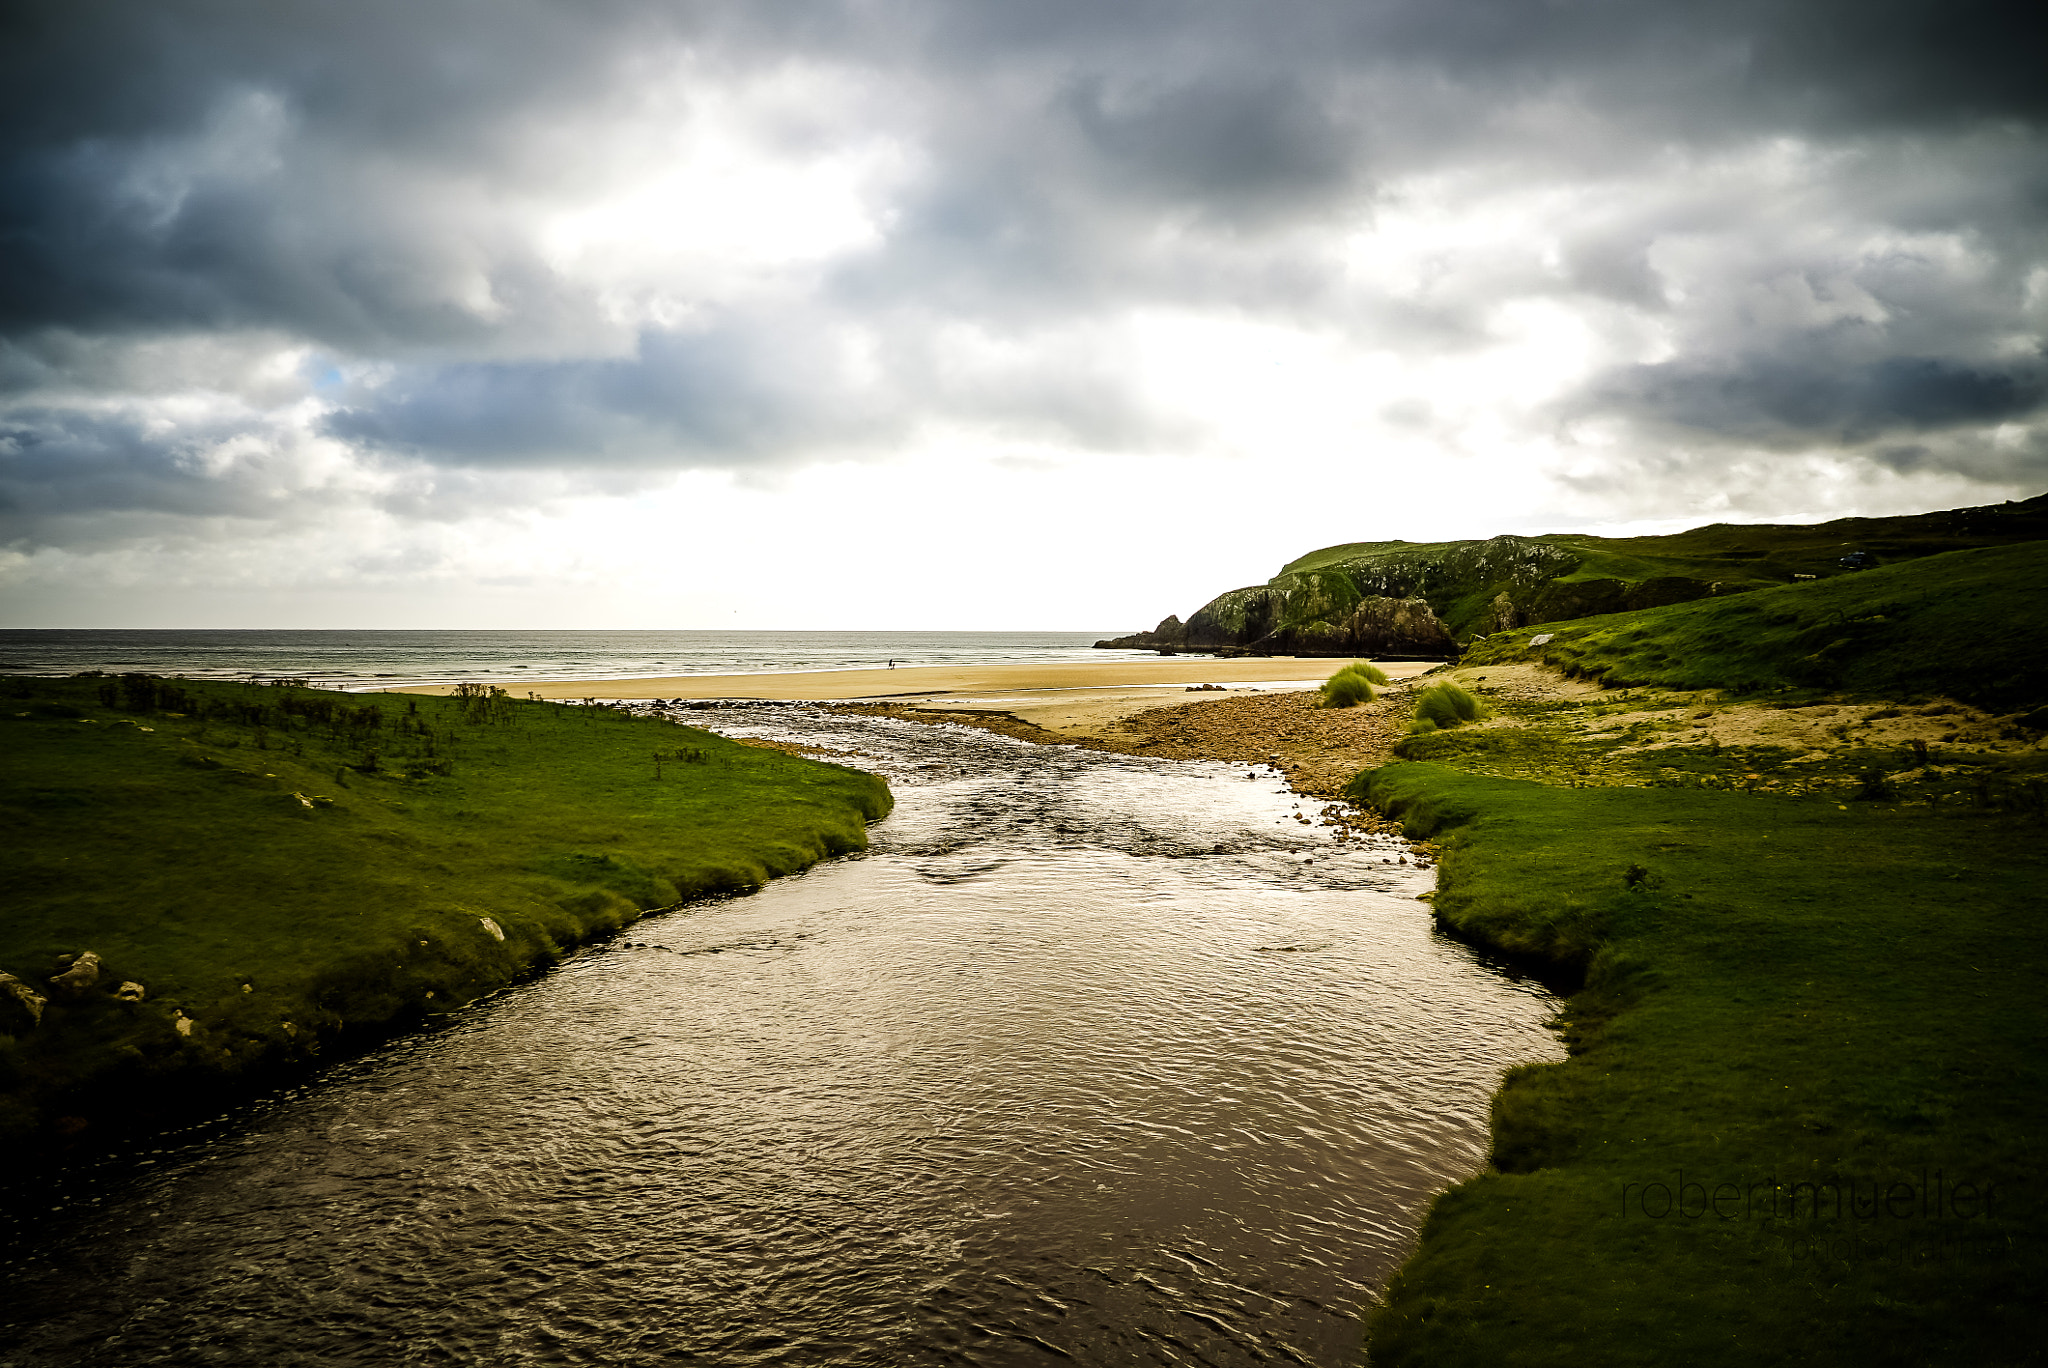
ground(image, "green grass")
xmin=1319 ymin=661 xmax=1388 ymax=708
xmin=1409 ymin=681 xmax=1486 ymax=732
xmin=0 ymin=674 xmax=890 ymax=1149
xmin=1465 ymin=541 xmax=2048 ymax=710
xmin=1346 ymin=757 xmax=2047 ymax=1365
xmin=1283 ymin=492 xmax=2048 ymax=586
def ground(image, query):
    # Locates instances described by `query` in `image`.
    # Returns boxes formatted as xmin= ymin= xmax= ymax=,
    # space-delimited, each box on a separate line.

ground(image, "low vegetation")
xmin=0 ymin=674 xmax=890 ymax=1150
xmin=1347 ymin=549 xmax=2048 ymax=1365
xmin=1319 ymin=660 xmax=1389 ymax=709
xmin=1408 ymin=681 xmax=1485 ymax=733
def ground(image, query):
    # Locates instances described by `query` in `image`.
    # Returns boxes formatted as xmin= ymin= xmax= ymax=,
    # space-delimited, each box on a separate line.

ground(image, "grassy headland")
xmin=0 ymin=675 xmax=890 ymax=1150
xmin=1099 ymin=491 xmax=2048 ymax=658
xmin=1348 ymin=545 xmax=2048 ymax=1365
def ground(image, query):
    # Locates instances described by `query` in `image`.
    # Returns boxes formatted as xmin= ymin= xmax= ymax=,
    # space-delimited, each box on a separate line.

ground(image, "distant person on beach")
xmin=888 ymin=659 xmax=895 ymax=668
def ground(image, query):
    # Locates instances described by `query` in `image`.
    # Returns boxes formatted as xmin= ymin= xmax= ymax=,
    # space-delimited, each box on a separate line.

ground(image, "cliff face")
xmin=1097 ymin=493 xmax=2048 ymax=657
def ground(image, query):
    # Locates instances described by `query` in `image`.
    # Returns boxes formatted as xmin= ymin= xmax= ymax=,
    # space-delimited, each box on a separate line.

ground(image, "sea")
xmin=0 ymin=629 xmax=1154 ymax=691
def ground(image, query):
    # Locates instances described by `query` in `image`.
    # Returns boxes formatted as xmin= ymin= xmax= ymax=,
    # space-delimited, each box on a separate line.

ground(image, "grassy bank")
xmin=0 ymin=674 xmax=890 ymax=1150
xmin=1349 ymin=743 xmax=2046 ymax=1362
xmin=1465 ymin=540 xmax=2048 ymax=711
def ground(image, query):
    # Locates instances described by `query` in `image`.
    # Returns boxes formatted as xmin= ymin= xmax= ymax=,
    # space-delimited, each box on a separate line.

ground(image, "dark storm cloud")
xmin=7 ymin=0 xmax=2035 ymax=341
xmin=1061 ymin=75 xmax=1359 ymax=218
xmin=1594 ymin=354 xmax=2048 ymax=445
xmin=1737 ymin=0 xmax=2048 ymax=129
xmin=0 ymin=1 xmax=689 ymax=347
xmin=324 ymin=324 xmax=893 ymax=465
xmin=2 ymin=0 xmax=2044 ymax=548
xmin=0 ymin=406 xmax=287 ymax=534
xmin=328 ymin=315 xmax=1180 ymax=466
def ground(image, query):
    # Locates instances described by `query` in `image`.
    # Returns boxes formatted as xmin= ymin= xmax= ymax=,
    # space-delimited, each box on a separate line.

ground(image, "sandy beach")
xmin=393 ymin=656 xmax=1439 ymax=739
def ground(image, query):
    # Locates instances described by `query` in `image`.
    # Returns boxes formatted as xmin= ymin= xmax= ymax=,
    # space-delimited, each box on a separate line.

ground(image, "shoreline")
xmin=397 ymin=657 xmax=1440 ymax=788
xmin=387 ymin=655 xmax=1392 ymax=702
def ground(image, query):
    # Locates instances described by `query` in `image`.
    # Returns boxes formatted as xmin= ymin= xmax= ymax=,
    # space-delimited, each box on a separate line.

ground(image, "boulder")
xmin=1 ymin=972 xmax=48 ymax=1028
xmin=48 ymin=950 xmax=101 ymax=995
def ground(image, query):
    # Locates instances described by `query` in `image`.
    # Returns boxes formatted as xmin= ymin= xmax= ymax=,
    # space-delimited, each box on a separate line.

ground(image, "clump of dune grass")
xmin=1407 ymin=681 xmax=1485 ymax=733
xmin=1319 ymin=661 xmax=1391 ymax=709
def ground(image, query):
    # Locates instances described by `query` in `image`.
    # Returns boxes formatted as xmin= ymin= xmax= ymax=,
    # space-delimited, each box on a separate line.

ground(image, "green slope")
xmin=1463 ymin=540 xmax=2048 ymax=710
xmin=1285 ymin=492 xmax=2048 ymax=589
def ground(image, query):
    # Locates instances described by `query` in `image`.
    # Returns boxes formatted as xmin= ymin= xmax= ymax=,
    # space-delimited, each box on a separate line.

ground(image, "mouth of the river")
xmin=1 ymin=707 xmax=1561 ymax=1367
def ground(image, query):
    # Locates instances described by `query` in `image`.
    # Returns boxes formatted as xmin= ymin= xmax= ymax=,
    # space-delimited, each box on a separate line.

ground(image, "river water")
xmin=0 ymin=709 xmax=1560 ymax=1367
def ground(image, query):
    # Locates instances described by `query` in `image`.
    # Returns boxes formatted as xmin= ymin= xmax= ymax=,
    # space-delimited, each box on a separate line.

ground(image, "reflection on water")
xmin=0 ymin=710 xmax=1560 ymax=1367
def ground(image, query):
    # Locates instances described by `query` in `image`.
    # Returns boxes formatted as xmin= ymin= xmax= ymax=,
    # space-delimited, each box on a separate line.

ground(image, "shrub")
xmin=1319 ymin=661 xmax=1391 ymax=709
xmin=1411 ymin=681 xmax=1485 ymax=732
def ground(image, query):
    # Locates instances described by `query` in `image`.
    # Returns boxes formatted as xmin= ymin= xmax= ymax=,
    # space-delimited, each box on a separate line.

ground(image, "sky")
xmin=2 ymin=0 xmax=2043 ymax=630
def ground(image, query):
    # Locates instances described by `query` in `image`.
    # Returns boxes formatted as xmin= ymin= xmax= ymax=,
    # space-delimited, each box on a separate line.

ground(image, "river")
xmin=0 ymin=708 xmax=1560 ymax=1367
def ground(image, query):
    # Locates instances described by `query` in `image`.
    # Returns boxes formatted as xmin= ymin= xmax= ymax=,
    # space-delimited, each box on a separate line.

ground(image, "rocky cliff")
xmin=1098 ymin=493 xmax=2048 ymax=657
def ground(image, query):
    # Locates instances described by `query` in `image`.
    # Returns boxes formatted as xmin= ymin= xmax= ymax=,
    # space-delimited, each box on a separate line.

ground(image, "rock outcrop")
xmin=48 ymin=951 xmax=102 ymax=996
xmin=1100 ymin=537 xmax=1580 ymax=656
xmin=2 ymin=973 xmax=48 ymax=1029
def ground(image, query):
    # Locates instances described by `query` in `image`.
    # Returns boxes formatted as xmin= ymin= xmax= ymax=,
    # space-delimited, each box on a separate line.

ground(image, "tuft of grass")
xmin=1318 ymin=660 xmax=1389 ymax=709
xmin=1410 ymin=680 xmax=1486 ymax=732
xmin=0 ymin=674 xmax=891 ymax=1151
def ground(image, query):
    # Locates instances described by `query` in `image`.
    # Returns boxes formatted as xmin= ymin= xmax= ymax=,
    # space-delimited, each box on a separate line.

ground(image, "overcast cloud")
xmin=2 ymin=0 xmax=2042 ymax=627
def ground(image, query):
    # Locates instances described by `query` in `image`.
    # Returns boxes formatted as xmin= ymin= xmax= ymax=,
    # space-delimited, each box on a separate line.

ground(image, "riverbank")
xmin=1329 ymin=663 xmax=2048 ymax=1366
xmin=0 ymin=675 xmax=890 ymax=1152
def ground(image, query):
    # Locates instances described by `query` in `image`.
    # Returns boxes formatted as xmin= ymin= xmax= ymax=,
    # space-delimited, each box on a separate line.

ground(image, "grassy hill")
xmin=1463 ymin=540 xmax=2048 ymax=711
xmin=0 ymin=675 xmax=890 ymax=1151
xmin=1098 ymin=492 xmax=2048 ymax=658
